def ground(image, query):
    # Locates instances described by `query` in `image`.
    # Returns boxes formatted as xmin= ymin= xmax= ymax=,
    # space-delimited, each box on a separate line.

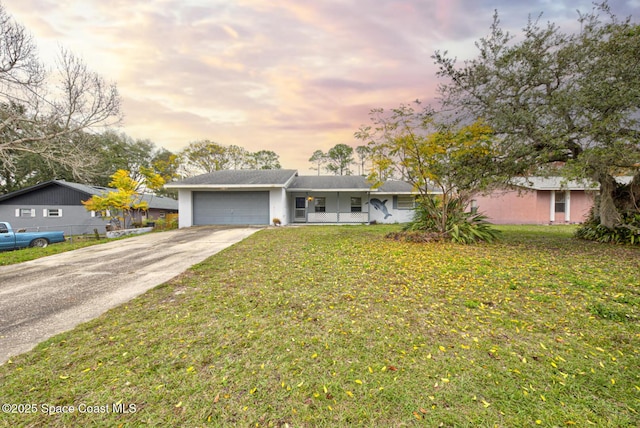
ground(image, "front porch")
xmin=290 ymin=192 xmax=371 ymax=224
xmin=306 ymin=211 xmax=370 ymax=223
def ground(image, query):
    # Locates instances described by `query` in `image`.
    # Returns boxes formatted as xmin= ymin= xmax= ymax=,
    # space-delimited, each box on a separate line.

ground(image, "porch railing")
xmin=307 ymin=211 xmax=369 ymax=223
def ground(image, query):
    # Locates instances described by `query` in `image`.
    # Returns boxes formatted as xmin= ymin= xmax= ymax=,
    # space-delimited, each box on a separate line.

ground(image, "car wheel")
xmin=30 ymin=238 xmax=49 ymax=248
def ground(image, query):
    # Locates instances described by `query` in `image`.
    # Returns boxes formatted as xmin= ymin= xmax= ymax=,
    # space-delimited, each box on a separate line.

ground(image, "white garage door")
xmin=192 ymin=191 xmax=270 ymax=225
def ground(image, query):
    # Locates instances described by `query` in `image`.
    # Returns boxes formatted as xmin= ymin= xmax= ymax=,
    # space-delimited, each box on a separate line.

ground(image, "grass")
xmin=0 ymin=237 xmax=112 ymax=265
xmin=0 ymin=224 xmax=638 ymax=427
xmin=0 ymin=231 xmax=157 ymax=266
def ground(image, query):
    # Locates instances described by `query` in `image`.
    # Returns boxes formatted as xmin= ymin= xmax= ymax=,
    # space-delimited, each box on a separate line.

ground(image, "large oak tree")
xmin=433 ymin=3 xmax=640 ymax=229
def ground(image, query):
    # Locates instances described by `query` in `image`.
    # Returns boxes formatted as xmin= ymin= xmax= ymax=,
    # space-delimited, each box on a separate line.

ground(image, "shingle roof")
xmin=511 ymin=177 xmax=598 ymax=190
xmin=510 ymin=176 xmax=634 ymax=191
xmin=165 ymin=169 xmax=298 ymax=187
xmin=288 ymin=175 xmax=372 ymax=191
xmin=56 ymin=181 xmax=177 ymax=210
xmin=0 ymin=180 xmax=178 ymax=210
xmin=165 ymin=170 xmax=428 ymax=193
xmin=138 ymin=194 xmax=179 ymax=210
xmin=376 ymin=180 xmax=418 ymax=194
xmin=56 ymin=181 xmax=112 ymax=196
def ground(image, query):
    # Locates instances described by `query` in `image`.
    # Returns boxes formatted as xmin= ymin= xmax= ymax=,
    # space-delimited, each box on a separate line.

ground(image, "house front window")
xmin=470 ymin=199 xmax=478 ymax=214
xmin=351 ymin=197 xmax=362 ymax=212
xmin=555 ymin=191 xmax=566 ymax=213
xmin=314 ymin=197 xmax=326 ymax=213
xmin=397 ymin=196 xmax=416 ymax=210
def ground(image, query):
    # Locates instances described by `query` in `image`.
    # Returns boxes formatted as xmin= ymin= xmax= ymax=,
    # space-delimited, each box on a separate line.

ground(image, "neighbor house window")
xmin=470 ymin=199 xmax=478 ymax=214
xmin=314 ymin=197 xmax=326 ymax=213
xmin=90 ymin=210 xmax=111 ymax=218
xmin=555 ymin=191 xmax=566 ymax=213
xmin=44 ymin=208 xmax=62 ymax=217
xmin=351 ymin=197 xmax=362 ymax=212
xmin=397 ymin=196 xmax=416 ymax=210
xmin=16 ymin=208 xmax=35 ymax=217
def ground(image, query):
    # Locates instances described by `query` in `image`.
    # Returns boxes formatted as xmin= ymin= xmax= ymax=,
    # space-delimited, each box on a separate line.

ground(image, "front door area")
xmin=294 ymin=197 xmax=306 ymax=222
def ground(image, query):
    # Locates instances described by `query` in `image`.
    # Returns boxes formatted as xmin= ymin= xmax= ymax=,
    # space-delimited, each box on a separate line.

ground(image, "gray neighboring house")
xmin=0 ymin=180 xmax=178 ymax=235
xmin=165 ymin=169 xmax=430 ymax=227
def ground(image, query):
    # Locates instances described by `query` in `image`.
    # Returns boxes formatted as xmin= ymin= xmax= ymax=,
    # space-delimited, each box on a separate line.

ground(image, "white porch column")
xmin=549 ymin=190 xmax=555 ymax=223
xmin=565 ymin=190 xmax=571 ymax=222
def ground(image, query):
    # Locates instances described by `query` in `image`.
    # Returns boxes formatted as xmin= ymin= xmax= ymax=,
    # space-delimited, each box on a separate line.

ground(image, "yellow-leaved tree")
xmin=356 ymin=101 xmax=499 ymax=243
xmin=82 ymin=168 xmax=165 ymax=230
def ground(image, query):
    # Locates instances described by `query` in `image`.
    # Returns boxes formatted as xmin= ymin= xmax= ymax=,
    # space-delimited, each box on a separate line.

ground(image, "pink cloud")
xmin=5 ymin=0 xmax=639 ymax=175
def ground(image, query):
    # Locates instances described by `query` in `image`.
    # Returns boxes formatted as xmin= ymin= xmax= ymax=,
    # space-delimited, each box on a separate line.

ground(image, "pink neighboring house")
xmin=471 ymin=177 xmax=599 ymax=225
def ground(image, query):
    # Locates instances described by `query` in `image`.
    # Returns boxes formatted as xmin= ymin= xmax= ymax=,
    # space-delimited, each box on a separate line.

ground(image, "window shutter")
xmin=15 ymin=209 xmax=19 ymax=217
xmin=30 ymin=209 xmax=36 ymax=217
xmin=393 ymin=196 xmax=398 ymax=209
xmin=91 ymin=210 xmax=96 ymax=218
xmin=43 ymin=209 xmax=48 ymax=217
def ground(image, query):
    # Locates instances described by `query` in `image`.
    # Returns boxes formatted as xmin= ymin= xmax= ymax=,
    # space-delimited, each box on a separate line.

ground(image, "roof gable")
xmin=0 ymin=181 xmax=94 ymax=205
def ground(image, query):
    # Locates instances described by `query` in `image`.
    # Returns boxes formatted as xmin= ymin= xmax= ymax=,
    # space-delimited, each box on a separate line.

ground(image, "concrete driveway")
xmin=0 ymin=226 xmax=260 ymax=364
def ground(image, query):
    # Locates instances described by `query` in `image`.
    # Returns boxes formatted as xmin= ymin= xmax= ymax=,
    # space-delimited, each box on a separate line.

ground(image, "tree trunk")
xmin=597 ymin=173 xmax=622 ymax=229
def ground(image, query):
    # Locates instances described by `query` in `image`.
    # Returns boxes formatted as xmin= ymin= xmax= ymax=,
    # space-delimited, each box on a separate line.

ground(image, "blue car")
xmin=0 ymin=222 xmax=66 ymax=250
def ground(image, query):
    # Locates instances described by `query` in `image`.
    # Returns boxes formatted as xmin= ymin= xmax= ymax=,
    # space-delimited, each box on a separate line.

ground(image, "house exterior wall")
xmin=146 ymin=208 xmax=174 ymax=221
xmin=549 ymin=190 xmax=594 ymax=224
xmin=369 ymin=195 xmax=416 ymax=223
xmin=270 ymin=188 xmax=288 ymax=225
xmin=473 ymin=188 xmax=595 ymax=225
xmin=177 ymin=189 xmax=194 ymax=228
xmin=287 ymin=192 xmax=370 ymax=223
xmin=1 ymin=182 xmax=178 ymax=233
xmin=571 ymin=191 xmax=595 ymax=222
xmin=285 ymin=192 xmax=415 ymax=224
xmin=0 ymin=204 xmax=110 ymax=235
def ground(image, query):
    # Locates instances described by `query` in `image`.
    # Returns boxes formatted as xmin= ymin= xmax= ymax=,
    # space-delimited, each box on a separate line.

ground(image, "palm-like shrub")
xmin=402 ymin=196 xmax=500 ymax=244
xmin=576 ymin=209 xmax=640 ymax=245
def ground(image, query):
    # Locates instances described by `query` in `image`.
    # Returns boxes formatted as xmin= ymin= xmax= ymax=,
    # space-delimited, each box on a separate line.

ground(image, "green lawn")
xmin=1 ymin=225 xmax=638 ymax=427
xmin=0 ymin=237 xmax=112 ymax=266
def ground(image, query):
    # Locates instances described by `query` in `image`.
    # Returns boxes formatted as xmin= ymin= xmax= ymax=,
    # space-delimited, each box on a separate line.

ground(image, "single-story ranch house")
xmin=471 ymin=176 xmax=628 ymax=225
xmin=164 ymin=169 xmax=425 ymax=227
xmin=0 ymin=180 xmax=178 ymax=235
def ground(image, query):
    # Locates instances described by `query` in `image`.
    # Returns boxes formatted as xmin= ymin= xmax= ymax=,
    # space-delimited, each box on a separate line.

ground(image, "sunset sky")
xmin=7 ymin=0 xmax=639 ymax=174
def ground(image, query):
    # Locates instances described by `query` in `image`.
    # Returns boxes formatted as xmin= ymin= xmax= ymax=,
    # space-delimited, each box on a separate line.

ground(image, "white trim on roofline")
xmin=376 ymin=191 xmax=428 ymax=196
xmin=163 ymin=184 xmax=287 ymax=189
xmin=287 ymin=188 xmax=377 ymax=192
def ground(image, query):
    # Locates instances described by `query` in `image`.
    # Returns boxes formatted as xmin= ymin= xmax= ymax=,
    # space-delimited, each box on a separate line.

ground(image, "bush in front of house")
xmin=394 ymin=196 xmax=500 ymax=244
xmin=576 ymin=209 xmax=640 ymax=245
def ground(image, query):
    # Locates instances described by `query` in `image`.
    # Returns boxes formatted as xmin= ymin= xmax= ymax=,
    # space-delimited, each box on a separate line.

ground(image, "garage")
xmin=192 ymin=191 xmax=270 ymax=225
